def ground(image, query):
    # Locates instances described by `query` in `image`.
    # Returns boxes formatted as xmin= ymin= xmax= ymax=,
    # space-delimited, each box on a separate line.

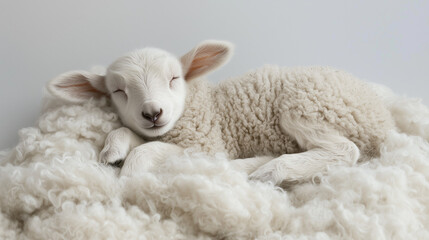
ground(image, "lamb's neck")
xmin=159 ymin=79 xmax=227 ymax=155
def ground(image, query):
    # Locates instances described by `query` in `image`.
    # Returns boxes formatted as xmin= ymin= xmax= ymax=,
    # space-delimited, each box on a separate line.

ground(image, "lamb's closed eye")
xmin=112 ymin=89 xmax=126 ymax=97
xmin=113 ymin=89 xmax=125 ymax=94
xmin=112 ymin=89 xmax=127 ymax=101
xmin=170 ymin=76 xmax=179 ymax=87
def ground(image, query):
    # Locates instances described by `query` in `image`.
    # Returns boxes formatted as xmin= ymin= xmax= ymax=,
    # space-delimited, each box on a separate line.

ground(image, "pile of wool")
xmin=1 ymin=92 xmax=429 ymax=239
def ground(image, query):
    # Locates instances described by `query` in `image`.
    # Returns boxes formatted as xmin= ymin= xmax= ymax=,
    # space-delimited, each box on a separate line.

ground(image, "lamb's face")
xmin=105 ymin=49 xmax=187 ymax=138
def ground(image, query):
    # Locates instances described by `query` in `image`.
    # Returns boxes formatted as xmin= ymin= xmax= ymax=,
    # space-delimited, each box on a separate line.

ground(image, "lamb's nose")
xmin=142 ymin=109 xmax=163 ymax=123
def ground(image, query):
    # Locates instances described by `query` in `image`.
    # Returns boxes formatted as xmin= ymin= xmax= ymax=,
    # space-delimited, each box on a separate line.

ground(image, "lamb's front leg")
xmin=120 ymin=142 xmax=184 ymax=177
xmin=99 ymin=127 xmax=144 ymax=167
xmin=250 ymin=116 xmax=360 ymax=185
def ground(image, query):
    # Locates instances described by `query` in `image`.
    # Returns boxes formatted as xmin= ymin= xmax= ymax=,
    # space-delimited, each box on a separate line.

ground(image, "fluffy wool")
xmin=159 ymin=66 xmax=394 ymax=160
xmin=1 ymin=84 xmax=429 ymax=239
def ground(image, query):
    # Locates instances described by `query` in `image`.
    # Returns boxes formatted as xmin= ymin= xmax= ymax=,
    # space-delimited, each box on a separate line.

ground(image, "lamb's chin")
xmin=139 ymin=125 xmax=172 ymax=138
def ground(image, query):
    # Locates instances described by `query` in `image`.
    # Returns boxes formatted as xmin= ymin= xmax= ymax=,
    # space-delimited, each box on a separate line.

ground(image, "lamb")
xmin=47 ymin=40 xmax=395 ymax=185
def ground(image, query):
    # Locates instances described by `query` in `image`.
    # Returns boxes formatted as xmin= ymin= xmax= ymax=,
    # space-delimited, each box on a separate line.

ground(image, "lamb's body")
xmin=49 ymin=40 xmax=397 ymax=183
xmin=160 ymin=65 xmax=395 ymax=161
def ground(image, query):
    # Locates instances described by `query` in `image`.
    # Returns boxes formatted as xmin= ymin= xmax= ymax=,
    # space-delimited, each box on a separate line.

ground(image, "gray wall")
xmin=1 ymin=0 xmax=428 ymax=149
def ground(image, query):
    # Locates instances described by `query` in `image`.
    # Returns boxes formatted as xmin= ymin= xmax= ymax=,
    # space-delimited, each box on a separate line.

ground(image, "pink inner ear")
xmin=185 ymin=50 xmax=225 ymax=80
xmin=56 ymin=80 xmax=106 ymax=99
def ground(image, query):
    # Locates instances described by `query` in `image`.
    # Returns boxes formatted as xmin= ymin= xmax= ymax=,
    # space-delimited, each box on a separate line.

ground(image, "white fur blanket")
xmin=1 ymin=90 xmax=429 ymax=239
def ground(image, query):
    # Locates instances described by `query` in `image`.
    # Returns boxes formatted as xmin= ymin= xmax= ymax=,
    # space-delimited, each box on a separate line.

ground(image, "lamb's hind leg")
xmin=249 ymin=115 xmax=360 ymax=185
xmin=230 ymin=156 xmax=275 ymax=175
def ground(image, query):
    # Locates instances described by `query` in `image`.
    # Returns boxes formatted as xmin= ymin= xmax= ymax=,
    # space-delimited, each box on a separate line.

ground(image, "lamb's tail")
xmin=369 ymin=82 xmax=429 ymax=141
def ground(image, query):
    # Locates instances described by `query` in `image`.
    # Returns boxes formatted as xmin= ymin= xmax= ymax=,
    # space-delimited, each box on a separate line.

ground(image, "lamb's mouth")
xmin=146 ymin=123 xmax=168 ymax=130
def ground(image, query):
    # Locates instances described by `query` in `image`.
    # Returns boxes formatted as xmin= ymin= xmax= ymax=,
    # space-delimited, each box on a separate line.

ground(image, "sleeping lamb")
xmin=47 ymin=40 xmax=395 ymax=185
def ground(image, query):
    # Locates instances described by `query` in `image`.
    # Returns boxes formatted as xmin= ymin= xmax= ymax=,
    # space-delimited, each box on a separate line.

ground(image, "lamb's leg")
xmin=230 ymin=156 xmax=274 ymax=174
xmin=120 ymin=141 xmax=184 ymax=177
xmin=249 ymin=116 xmax=360 ymax=185
xmin=99 ymin=127 xmax=144 ymax=167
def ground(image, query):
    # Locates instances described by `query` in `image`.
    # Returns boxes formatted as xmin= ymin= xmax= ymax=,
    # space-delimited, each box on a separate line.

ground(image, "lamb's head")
xmin=48 ymin=40 xmax=233 ymax=138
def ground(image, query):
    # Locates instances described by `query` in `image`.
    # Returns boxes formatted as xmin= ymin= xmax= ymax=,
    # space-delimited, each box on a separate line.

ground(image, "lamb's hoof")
xmin=99 ymin=144 xmax=128 ymax=167
xmin=249 ymin=167 xmax=281 ymax=185
xmin=108 ymin=159 xmax=124 ymax=168
xmin=249 ymin=160 xmax=304 ymax=188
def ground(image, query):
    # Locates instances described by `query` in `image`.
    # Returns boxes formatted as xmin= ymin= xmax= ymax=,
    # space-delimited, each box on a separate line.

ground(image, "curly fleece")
xmin=160 ymin=66 xmax=394 ymax=159
xmin=1 ymin=85 xmax=429 ymax=239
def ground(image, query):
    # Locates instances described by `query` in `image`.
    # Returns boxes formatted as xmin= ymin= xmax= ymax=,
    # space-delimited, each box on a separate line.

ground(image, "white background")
xmin=1 ymin=0 xmax=428 ymax=149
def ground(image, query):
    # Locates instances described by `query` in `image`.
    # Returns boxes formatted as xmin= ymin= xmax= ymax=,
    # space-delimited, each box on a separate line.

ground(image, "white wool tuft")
xmin=1 ymin=88 xmax=429 ymax=239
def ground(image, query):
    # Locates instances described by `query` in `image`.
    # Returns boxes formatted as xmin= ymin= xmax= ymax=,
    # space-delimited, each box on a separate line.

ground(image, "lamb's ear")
xmin=47 ymin=71 xmax=108 ymax=103
xmin=180 ymin=40 xmax=233 ymax=81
